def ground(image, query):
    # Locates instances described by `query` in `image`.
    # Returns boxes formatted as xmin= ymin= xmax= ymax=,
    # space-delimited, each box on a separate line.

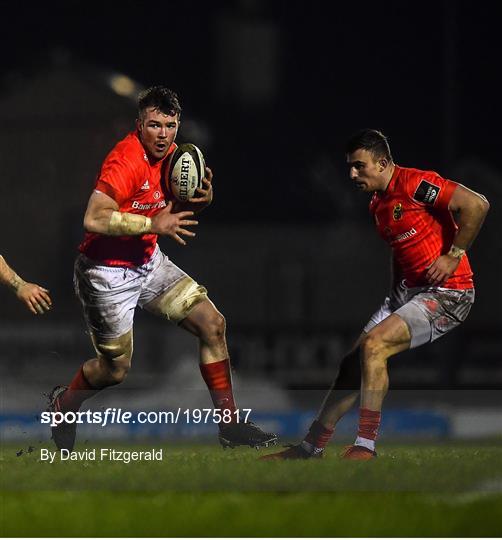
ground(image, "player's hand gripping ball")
xmin=167 ymin=143 xmax=206 ymax=202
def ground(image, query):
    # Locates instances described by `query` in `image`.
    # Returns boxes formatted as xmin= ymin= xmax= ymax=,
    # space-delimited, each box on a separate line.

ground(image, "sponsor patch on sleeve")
xmin=413 ymin=179 xmax=441 ymax=205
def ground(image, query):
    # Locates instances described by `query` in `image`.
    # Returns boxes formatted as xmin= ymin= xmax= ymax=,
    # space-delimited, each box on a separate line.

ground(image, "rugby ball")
xmin=167 ymin=143 xmax=205 ymax=202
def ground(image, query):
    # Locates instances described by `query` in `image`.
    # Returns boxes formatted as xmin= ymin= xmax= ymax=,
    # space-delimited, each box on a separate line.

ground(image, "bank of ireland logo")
xmin=393 ymin=202 xmax=403 ymax=221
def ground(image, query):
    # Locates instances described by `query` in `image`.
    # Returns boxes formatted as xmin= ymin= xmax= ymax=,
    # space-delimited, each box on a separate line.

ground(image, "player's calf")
xmin=47 ymin=363 xmax=101 ymax=451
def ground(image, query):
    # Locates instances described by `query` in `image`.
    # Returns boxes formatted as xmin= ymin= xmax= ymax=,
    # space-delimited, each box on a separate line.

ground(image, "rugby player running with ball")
xmin=48 ymin=86 xmax=276 ymax=452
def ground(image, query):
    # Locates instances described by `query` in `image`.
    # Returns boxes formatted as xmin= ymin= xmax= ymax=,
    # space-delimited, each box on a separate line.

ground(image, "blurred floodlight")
xmin=109 ymin=74 xmax=138 ymax=98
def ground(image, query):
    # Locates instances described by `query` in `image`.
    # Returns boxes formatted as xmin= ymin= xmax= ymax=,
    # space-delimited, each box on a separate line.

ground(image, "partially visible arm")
xmin=0 ymin=254 xmax=22 ymax=290
xmin=83 ymin=190 xmax=128 ymax=234
xmin=83 ymin=190 xmax=198 ymax=246
xmin=447 ymin=184 xmax=490 ymax=251
xmin=0 ymin=255 xmax=52 ymax=314
xmin=425 ymin=184 xmax=490 ymax=285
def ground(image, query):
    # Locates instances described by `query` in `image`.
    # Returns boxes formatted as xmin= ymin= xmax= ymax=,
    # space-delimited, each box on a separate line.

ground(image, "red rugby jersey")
xmin=369 ymin=165 xmax=473 ymax=289
xmin=79 ymin=132 xmax=175 ymax=267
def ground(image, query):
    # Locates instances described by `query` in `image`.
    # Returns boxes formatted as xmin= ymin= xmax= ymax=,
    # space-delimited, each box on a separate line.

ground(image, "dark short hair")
xmin=346 ymin=129 xmax=392 ymax=161
xmin=138 ymin=86 xmax=182 ymax=119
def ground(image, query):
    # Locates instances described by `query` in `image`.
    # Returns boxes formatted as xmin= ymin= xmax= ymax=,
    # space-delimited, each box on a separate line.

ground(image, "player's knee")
xmin=361 ymin=332 xmax=386 ymax=360
xmin=360 ymin=335 xmax=388 ymax=377
xmin=96 ymin=354 xmax=131 ymax=385
xmin=93 ymin=332 xmax=132 ymax=361
xmin=200 ymin=311 xmax=226 ymax=344
xmin=92 ymin=332 xmax=133 ymax=384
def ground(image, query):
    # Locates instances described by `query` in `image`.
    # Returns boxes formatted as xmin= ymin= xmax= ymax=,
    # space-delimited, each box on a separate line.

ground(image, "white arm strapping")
xmin=108 ymin=211 xmax=152 ymax=236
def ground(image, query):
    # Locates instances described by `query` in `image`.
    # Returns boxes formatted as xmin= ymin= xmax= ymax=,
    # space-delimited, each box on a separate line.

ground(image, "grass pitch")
xmin=1 ymin=440 xmax=501 ymax=536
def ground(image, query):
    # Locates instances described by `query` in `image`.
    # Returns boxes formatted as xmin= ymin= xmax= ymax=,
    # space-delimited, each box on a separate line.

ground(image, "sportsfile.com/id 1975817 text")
xmin=39 ymin=407 xmax=253 ymax=428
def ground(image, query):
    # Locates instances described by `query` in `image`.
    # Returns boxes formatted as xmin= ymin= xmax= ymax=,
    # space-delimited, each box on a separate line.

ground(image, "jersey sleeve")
xmin=409 ymin=171 xmax=458 ymax=211
xmin=94 ymin=153 xmax=138 ymax=206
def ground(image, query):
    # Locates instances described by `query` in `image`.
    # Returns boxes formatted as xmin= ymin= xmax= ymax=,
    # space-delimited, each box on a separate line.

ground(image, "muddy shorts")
xmin=74 ymin=246 xmax=207 ymax=340
xmin=363 ymin=280 xmax=475 ymax=348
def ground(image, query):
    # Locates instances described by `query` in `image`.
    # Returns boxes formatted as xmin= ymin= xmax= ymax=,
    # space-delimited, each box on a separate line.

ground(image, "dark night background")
xmin=2 ymin=1 xmax=501 ymax=216
xmin=1 ymin=6 xmax=501 ymax=537
xmin=0 ymin=0 xmax=500 ymax=395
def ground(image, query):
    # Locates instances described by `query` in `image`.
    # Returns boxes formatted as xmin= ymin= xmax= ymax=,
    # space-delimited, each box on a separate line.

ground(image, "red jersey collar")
xmin=383 ymin=164 xmax=401 ymax=194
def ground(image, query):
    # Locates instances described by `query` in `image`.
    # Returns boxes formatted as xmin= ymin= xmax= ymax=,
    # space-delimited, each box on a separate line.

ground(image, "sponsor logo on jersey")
xmin=131 ymin=200 xmax=166 ymax=211
xmin=413 ymin=180 xmax=441 ymax=205
xmin=393 ymin=202 xmax=403 ymax=220
xmin=394 ymin=227 xmax=417 ymax=242
xmin=141 ymin=180 xmax=150 ymax=190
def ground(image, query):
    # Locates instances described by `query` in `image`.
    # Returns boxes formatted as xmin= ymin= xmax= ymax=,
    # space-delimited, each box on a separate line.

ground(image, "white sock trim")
xmin=354 ymin=436 xmax=375 ymax=452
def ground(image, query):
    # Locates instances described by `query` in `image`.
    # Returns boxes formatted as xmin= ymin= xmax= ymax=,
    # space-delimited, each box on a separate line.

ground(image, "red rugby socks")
xmin=355 ymin=407 xmax=381 ymax=451
xmin=302 ymin=419 xmax=334 ymax=454
xmin=59 ymin=366 xmax=99 ymax=412
xmin=200 ymin=359 xmax=237 ymax=419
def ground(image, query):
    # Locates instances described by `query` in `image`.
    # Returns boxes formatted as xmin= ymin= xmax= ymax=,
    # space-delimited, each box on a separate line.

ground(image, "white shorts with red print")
xmin=364 ymin=280 xmax=475 ymax=348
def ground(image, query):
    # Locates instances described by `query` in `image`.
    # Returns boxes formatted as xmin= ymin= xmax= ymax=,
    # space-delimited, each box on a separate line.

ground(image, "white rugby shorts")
xmin=364 ymin=280 xmax=475 ymax=348
xmin=74 ymin=246 xmax=206 ymax=339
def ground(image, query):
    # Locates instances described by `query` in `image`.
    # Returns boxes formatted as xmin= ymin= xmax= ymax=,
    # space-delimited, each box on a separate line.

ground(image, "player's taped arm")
xmin=108 ymin=211 xmax=152 ymax=236
xmin=84 ymin=191 xmax=151 ymax=236
xmin=446 ymin=183 xmax=490 ymax=256
xmin=0 ymin=255 xmax=26 ymax=292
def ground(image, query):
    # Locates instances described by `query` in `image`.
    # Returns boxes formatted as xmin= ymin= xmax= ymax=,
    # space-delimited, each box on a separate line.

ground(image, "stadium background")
xmin=0 ymin=1 xmax=501 ymax=535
